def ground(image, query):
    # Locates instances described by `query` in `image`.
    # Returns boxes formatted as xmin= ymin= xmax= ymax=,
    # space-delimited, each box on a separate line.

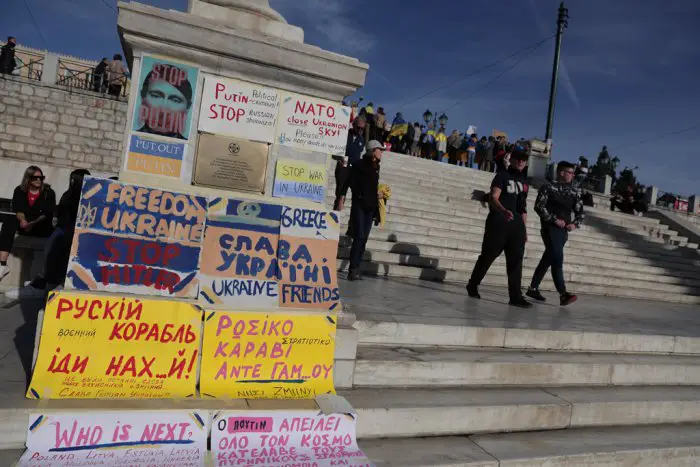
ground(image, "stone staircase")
xmin=343 ymin=303 xmax=700 ymax=466
xmin=329 ymin=152 xmax=700 ymax=304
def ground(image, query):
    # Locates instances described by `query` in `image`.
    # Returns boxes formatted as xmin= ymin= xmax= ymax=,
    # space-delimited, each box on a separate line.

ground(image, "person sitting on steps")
xmin=6 ymin=169 xmax=91 ymax=299
xmin=0 ymin=166 xmax=56 ymax=282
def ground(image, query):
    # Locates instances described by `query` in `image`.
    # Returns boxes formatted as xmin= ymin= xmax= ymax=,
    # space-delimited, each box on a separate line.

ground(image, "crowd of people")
xmin=334 ymin=103 xmax=585 ymax=306
xmin=0 ymin=166 xmax=91 ymax=299
xmin=344 ymin=100 xmax=532 ymax=172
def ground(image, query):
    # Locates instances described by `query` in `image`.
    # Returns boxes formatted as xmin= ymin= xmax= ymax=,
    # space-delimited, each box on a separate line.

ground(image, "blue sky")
xmin=2 ymin=0 xmax=700 ymax=195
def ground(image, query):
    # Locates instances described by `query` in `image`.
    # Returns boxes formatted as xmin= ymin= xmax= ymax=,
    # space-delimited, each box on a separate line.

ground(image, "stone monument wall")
xmin=0 ymin=76 xmax=126 ymax=198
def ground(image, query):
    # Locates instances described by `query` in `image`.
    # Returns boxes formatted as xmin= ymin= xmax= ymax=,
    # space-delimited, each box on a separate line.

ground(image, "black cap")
xmin=511 ymin=149 xmax=529 ymax=160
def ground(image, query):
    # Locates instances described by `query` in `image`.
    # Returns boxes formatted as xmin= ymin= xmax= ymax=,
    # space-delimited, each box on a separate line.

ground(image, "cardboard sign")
xmin=278 ymin=206 xmax=340 ymax=310
xmin=200 ymin=311 xmax=336 ymax=399
xmin=211 ymin=410 xmax=374 ymax=466
xmin=275 ymin=92 xmax=351 ymax=155
xmin=198 ymin=198 xmax=282 ymax=309
xmin=197 ymin=199 xmax=341 ymax=311
xmin=132 ymin=55 xmax=199 ymax=141
xmin=126 ymin=133 xmax=185 ymax=178
xmin=27 ymin=291 xmax=202 ymax=399
xmin=66 ymin=177 xmax=207 ymax=298
xmin=272 ymin=159 xmax=327 ymax=203
xmin=20 ymin=411 xmax=208 ymax=466
xmin=198 ymin=76 xmax=280 ymax=143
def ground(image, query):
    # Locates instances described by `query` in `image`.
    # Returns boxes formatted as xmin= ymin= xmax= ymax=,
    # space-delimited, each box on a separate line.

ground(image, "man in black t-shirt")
xmin=467 ymin=149 xmax=532 ymax=308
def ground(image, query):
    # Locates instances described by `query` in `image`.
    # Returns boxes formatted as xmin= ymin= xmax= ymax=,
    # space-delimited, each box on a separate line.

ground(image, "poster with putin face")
xmin=132 ymin=55 xmax=199 ymax=141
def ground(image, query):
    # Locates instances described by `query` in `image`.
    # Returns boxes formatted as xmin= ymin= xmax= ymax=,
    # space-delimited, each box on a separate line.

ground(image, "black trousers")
xmin=0 ymin=217 xmax=53 ymax=253
xmin=43 ymin=227 xmax=73 ymax=285
xmin=333 ymin=163 xmax=350 ymax=210
xmin=469 ymin=214 xmax=526 ymax=300
xmin=531 ymin=225 xmax=568 ymax=294
xmin=348 ymin=203 xmax=374 ymax=272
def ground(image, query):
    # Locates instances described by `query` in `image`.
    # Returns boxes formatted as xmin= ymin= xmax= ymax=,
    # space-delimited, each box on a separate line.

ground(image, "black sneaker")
xmin=347 ymin=270 xmax=361 ymax=281
xmin=560 ymin=293 xmax=578 ymax=306
xmin=526 ymin=287 xmax=546 ymax=302
xmin=509 ymin=296 xmax=533 ymax=308
xmin=466 ymin=282 xmax=480 ymax=299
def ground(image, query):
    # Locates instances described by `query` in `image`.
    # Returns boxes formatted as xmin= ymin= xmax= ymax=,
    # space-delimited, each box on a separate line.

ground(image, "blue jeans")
xmin=530 ymin=225 xmax=568 ymax=293
xmin=348 ymin=203 xmax=375 ymax=272
xmin=468 ymin=151 xmax=475 ymax=168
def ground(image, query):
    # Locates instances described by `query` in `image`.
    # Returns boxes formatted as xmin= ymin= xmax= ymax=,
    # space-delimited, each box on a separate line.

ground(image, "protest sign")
xmin=126 ymin=133 xmax=185 ymax=178
xmin=198 ymin=198 xmax=282 ymax=309
xmin=66 ymin=177 xmax=207 ymax=298
xmin=278 ymin=206 xmax=340 ymax=310
xmin=272 ymin=159 xmax=327 ymax=203
xmin=20 ymin=411 xmax=208 ymax=466
xmin=132 ymin=55 xmax=199 ymax=141
xmin=27 ymin=291 xmax=202 ymax=399
xmin=275 ymin=92 xmax=351 ymax=155
xmin=198 ymin=76 xmax=280 ymax=143
xmin=211 ymin=410 xmax=374 ymax=467
xmin=200 ymin=311 xmax=336 ymax=399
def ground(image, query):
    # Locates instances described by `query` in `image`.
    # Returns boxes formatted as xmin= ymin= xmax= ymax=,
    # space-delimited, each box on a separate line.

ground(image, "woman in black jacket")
xmin=0 ymin=166 xmax=55 ymax=282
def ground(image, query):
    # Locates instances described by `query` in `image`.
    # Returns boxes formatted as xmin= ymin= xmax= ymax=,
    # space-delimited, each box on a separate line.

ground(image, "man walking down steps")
xmin=467 ymin=149 xmax=532 ymax=308
xmin=526 ymin=160 xmax=584 ymax=306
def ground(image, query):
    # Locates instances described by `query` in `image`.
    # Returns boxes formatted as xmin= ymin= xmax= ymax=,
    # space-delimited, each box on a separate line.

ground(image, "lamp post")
xmin=544 ymin=2 xmax=569 ymax=142
xmin=438 ymin=113 xmax=448 ymax=131
xmin=423 ymin=109 xmax=433 ymax=126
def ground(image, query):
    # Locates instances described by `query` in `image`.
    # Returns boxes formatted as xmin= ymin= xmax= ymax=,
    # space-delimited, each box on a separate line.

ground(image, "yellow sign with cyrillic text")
xmin=199 ymin=311 xmax=336 ymax=399
xmin=27 ymin=291 xmax=202 ymax=399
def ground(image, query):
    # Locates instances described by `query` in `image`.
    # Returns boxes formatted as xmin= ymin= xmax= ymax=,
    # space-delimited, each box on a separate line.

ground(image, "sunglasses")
xmin=30 ymin=175 xmax=45 ymax=181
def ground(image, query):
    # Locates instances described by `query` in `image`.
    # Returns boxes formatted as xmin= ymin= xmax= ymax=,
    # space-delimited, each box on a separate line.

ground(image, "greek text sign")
xmin=198 ymin=76 xmax=280 ymax=143
xmin=275 ymin=92 xmax=351 ymax=155
xmin=27 ymin=291 xmax=202 ymax=399
xmin=20 ymin=411 xmax=208 ymax=466
xmin=273 ymin=159 xmax=327 ymax=203
xmin=278 ymin=206 xmax=340 ymax=310
xmin=200 ymin=311 xmax=337 ymax=399
xmin=199 ymin=199 xmax=282 ymax=309
xmin=66 ymin=177 xmax=207 ymax=298
xmin=132 ymin=55 xmax=199 ymax=141
xmin=212 ymin=410 xmax=374 ymax=466
xmin=126 ymin=133 xmax=185 ymax=179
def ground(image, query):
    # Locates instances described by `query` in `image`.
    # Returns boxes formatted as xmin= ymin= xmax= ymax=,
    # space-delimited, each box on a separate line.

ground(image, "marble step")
xmin=326 ymin=187 xmax=667 ymax=230
xmin=353 ymin=345 xmax=700 ymax=387
xmin=352 ymin=228 xmax=699 ymax=270
xmin=353 ymin=218 xmax=687 ymax=251
xmin=338 ymin=248 xmax=700 ymax=290
xmin=360 ymin=423 xmax=700 ymax=466
xmin=355 ymin=238 xmax=700 ymax=277
xmin=345 ymin=386 xmax=700 ymax=439
xmin=345 ymin=260 xmax=700 ymax=303
xmin=330 ymin=192 xmax=669 ymax=232
xmin=336 ymin=205 xmax=677 ymax=243
xmin=380 ymin=204 xmax=670 ymax=233
xmin=353 ymin=320 xmax=700 ymax=355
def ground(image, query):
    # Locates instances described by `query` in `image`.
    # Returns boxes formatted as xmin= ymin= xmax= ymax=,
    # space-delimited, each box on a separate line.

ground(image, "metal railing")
xmin=3 ymin=57 xmax=43 ymax=81
xmin=56 ymin=63 xmax=129 ymax=99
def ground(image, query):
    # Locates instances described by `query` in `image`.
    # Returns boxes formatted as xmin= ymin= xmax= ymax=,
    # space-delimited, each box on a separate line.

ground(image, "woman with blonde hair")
xmin=0 ymin=166 xmax=55 ymax=281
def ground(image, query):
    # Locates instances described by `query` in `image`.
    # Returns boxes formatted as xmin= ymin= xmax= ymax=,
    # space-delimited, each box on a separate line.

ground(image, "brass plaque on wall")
xmin=193 ymin=133 xmax=269 ymax=193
